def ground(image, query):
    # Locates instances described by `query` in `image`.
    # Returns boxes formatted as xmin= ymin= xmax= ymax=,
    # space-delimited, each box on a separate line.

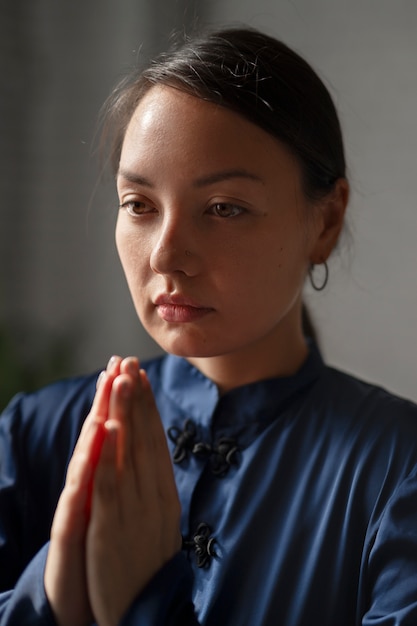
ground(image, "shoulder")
xmin=310 ymin=363 xmax=417 ymax=472
xmin=299 ymin=343 xmax=417 ymax=435
xmin=0 ymin=371 xmax=100 ymax=456
xmin=318 ymin=364 xmax=417 ymax=420
xmin=0 ymin=356 xmax=171 ymax=434
xmin=1 ymin=370 xmax=99 ymax=421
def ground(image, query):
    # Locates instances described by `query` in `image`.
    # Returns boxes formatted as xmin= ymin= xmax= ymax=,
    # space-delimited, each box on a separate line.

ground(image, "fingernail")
xmin=106 ymin=355 xmax=118 ymax=371
xmin=96 ymin=370 xmax=106 ymax=390
xmin=139 ymin=369 xmax=149 ymax=388
xmin=126 ymin=357 xmax=139 ymax=377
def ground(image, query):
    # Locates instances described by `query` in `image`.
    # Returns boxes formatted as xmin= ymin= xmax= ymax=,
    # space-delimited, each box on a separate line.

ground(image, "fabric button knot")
xmin=183 ymin=522 xmax=217 ymax=568
xmin=210 ymin=437 xmax=240 ymax=476
xmin=194 ymin=436 xmax=240 ymax=476
xmin=168 ymin=419 xmax=197 ymax=463
xmin=168 ymin=420 xmax=240 ymax=475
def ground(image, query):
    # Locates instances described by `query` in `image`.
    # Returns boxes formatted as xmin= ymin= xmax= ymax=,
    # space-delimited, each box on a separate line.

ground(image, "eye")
xmin=208 ymin=203 xmax=244 ymax=218
xmin=119 ymin=200 xmax=155 ymax=216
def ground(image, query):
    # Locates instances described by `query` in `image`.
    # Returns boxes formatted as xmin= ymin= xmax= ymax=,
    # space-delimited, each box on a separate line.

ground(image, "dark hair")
xmin=102 ymin=27 xmax=346 ymax=200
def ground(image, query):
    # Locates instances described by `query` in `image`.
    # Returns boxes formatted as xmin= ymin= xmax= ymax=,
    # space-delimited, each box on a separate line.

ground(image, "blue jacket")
xmin=1 ymin=345 xmax=417 ymax=625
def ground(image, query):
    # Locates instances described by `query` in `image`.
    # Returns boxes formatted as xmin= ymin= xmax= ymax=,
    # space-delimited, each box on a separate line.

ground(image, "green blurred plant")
xmin=0 ymin=324 xmax=76 ymax=412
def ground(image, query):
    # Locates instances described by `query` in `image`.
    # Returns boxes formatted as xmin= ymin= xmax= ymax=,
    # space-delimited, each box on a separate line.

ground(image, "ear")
xmin=310 ymin=178 xmax=349 ymax=264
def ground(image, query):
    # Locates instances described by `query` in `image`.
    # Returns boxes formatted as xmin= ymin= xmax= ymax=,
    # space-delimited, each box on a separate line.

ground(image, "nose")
xmin=149 ymin=214 xmax=198 ymax=277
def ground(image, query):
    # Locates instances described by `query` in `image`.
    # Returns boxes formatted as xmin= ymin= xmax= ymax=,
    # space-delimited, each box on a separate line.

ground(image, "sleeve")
xmin=0 ymin=379 xmax=94 ymax=625
xmin=0 ymin=545 xmax=56 ymax=626
xmin=120 ymin=552 xmax=201 ymax=626
xmin=361 ymin=465 xmax=417 ymax=624
xmin=0 ymin=393 xmax=25 ymax=589
xmin=0 ymin=394 xmax=57 ymax=625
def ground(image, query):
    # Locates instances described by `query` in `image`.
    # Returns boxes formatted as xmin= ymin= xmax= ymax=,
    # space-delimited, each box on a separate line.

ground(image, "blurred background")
xmin=1 ymin=0 xmax=416 ymax=410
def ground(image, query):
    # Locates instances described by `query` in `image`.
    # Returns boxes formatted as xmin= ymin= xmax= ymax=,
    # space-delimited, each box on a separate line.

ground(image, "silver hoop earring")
xmin=309 ymin=261 xmax=329 ymax=291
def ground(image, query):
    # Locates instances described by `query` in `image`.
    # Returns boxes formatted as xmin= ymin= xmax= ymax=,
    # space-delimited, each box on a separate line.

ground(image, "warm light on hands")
xmin=45 ymin=356 xmax=182 ymax=626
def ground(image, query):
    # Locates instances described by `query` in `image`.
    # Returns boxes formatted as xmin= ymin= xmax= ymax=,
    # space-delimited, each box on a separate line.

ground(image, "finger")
xmin=139 ymin=370 xmax=179 ymax=504
xmin=66 ymin=418 xmax=104 ymax=490
xmin=107 ymin=370 xmax=179 ymax=523
xmin=76 ymin=356 xmax=123 ymax=449
xmin=92 ymin=355 xmax=123 ymax=419
xmin=81 ymin=358 xmax=124 ymax=512
xmin=71 ymin=420 xmax=107 ymax=521
xmin=90 ymin=421 xmax=121 ymax=524
xmin=65 ymin=365 xmax=119 ymax=518
xmin=123 ymin=372 xmax=157 ymax=499
xmin=54 ymin=419 xmax=105 ymax=539
xmin=84 ymin=360 xmax=123 ymax=470
xmin=134 ymin=371 xmax=182 ymax=556
xmin=122 ymin=369 xmax=178 ymax=504
xmin=64 ymin=383 xmax=111 ymax=521
xmin=108 ymin=357 xmax=140 ymax=445
xmin=107 ymin=374 xmax=134 ymax=469
xmin=120 ymin=356 xmax=140 ymax=380
xmin=105 ymin=372 xmax=155 ymax=507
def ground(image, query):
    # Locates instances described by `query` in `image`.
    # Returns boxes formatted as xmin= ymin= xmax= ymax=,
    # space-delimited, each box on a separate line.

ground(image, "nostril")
xmin=150 ymin=238 xmax=198 ymax=277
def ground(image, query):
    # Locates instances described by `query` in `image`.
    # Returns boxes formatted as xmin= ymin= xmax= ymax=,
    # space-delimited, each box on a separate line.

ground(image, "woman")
xmin=1 ymin=27 xmax=417 ymax=626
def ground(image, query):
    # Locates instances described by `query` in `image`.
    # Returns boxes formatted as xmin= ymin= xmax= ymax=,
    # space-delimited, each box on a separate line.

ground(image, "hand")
xmin=44 ymin=357 xmax=122 ymax=626
xmin=86 ymin=358 xmax=182 ymax=626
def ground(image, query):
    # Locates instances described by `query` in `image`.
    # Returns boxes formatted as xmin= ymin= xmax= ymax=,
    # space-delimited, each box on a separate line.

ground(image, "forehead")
xmin=119 ymin=85 xmax=302 ymax=186
xmin=124 ymin=86 xmax=261 ymax=147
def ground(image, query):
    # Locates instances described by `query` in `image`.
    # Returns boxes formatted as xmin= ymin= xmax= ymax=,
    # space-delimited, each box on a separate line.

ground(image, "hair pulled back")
xmin=103 ymin=27 xmax=346 ymax=200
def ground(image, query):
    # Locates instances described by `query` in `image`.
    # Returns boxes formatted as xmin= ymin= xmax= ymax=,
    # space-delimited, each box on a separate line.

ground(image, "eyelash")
xmin=119 ymin=200 xmax=245 ymax=219
xmin=208 ymin=203 xmax=245 ymax=218
xmin=119 ymin=201 xmax=154 ymax=216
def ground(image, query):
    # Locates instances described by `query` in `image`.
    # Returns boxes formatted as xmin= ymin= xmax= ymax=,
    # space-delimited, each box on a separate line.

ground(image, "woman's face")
xmin=116 ymin=86 xmax=332 ymax=376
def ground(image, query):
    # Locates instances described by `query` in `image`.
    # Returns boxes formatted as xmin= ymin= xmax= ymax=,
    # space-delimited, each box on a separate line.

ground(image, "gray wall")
xmin=206 ymin=0 xmax=417 ymax=402
xmin=1 ymin=1 xmax=416 ymax=404
xmin=0 ymin=1 xmax=202 ymax=404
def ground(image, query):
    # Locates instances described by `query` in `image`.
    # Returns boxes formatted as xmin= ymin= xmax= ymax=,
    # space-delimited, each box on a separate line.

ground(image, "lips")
xmin=154 ymin=294 xmax=214 ymax=323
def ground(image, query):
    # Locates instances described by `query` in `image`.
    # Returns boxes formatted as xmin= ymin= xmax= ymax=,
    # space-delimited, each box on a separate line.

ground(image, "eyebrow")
xmin=117 ymin=167 xmax=264 ymax=188
xmin=117 ymin=169 xmax=153 ymax=187
xmin=193 ymin=168 xmax=264 ymax=187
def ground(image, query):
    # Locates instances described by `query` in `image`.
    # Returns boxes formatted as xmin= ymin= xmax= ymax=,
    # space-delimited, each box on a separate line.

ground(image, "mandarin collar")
xmin=159 ymin=342 xmax=324 ymax=431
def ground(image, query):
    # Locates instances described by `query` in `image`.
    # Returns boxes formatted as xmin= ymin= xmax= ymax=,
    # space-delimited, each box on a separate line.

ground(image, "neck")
xmin=187 ymin=308 xmax=310 ymax=394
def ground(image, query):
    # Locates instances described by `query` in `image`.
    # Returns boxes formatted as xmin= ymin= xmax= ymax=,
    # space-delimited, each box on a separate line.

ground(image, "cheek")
xmin=115 ymin=222 xmax=132 ymax=277
xmin=230 ymin=237 xmax=308 ymax=303
xmin=115 ymin=220 xmax=148 ymax=284
xmin=115 ymin=220 xmax=124 ymax=261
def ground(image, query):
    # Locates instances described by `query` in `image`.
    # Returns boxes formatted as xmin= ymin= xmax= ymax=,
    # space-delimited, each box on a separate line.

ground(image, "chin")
xmin=147 ymin=328 xmax=223 ymax=359
xmin=142 ymin=316 xmax=251 ymax=360
xmin=158 ymin=340 xmax=218 ymax=359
